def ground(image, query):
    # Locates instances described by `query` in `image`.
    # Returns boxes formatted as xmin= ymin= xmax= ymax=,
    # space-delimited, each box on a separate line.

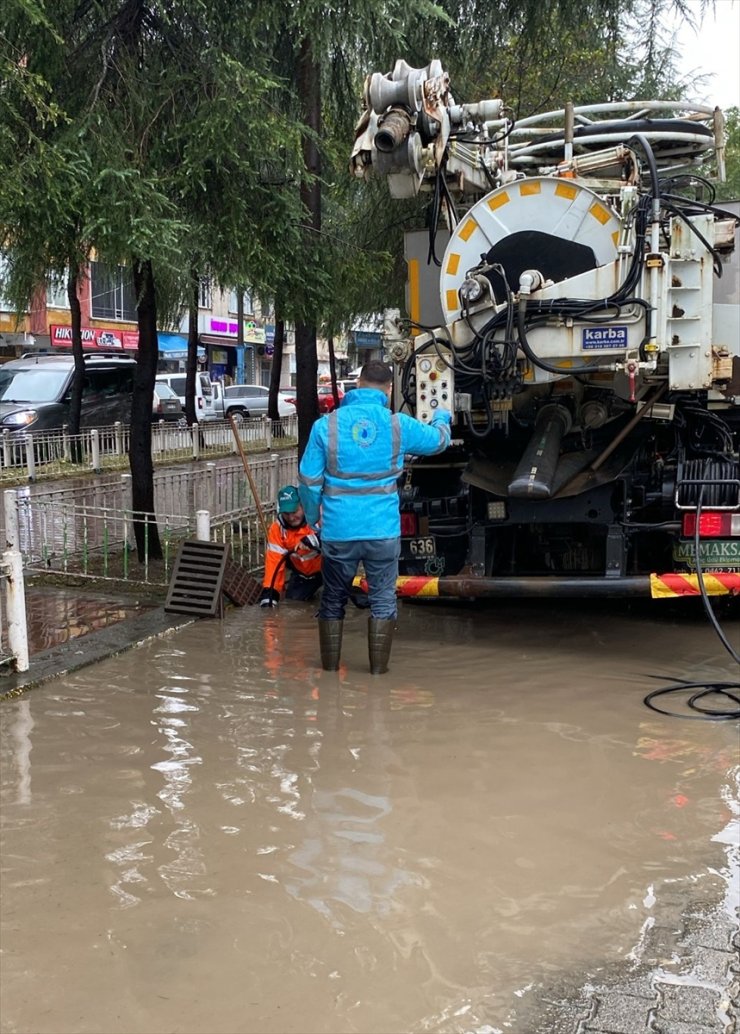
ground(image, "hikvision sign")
xmin=50 ymin=324 xmax=139 ymax=350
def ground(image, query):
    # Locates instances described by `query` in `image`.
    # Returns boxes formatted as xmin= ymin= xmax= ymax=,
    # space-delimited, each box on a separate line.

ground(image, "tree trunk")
xmin=267 ymin=318 xmax=285 ymax=426
xmin=185 ymin=268 xmax=199 ymax=427
xmin=236 ymin=286 xmax=244 ymax=385
xmin=295 ymin=324 xmax=319 ymax=456
xmin=328 ymin=335 xmax=338 ymax=406
xmin=66 ymin=267 xmax=84 ymax=460
xmin=295 ymin=35 xmax=321 ymax=457
xmin=130 ymin=258 xmax=163 ymax=561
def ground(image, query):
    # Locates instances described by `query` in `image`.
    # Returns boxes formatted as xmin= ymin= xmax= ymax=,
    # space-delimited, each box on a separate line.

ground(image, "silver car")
xmin=223 ymin=384 xmax=296 ymax=418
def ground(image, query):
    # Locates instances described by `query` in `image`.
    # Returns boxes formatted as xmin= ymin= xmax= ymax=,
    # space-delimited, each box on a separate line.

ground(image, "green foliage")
xmin=0 ymin=0 xmax=730 ymax=334
xmin=717 ymin=107 xmax=740 ymax=202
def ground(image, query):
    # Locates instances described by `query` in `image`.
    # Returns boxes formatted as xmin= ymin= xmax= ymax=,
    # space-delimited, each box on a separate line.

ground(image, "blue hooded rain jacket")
xmin=298 ymin=387 xmax=451 ymax=541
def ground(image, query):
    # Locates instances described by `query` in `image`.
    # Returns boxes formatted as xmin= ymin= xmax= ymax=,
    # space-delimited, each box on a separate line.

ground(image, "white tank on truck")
xmin=350 ymin=60 xmax=740 ymax=600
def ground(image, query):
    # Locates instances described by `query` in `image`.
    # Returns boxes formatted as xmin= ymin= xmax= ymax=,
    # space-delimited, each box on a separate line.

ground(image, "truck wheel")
xmin=231 ymin=408 xmax=247 ymax=426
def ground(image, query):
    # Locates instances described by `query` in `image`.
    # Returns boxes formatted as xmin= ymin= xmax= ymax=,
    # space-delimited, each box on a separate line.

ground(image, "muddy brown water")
xmin=1 ymin=599 xmax=738 ymax=1034
xmin=20 ymin=586 xmax=150 ymax=654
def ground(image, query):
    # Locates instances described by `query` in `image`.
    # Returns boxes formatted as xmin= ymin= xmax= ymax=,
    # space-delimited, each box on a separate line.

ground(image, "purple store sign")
xmin=208 ymin=317 xmax=265 ymax=344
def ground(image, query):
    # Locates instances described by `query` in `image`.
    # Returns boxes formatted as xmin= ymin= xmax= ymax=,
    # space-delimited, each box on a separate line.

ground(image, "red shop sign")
xmin=50 ymin=324 xmax=139 ymax=351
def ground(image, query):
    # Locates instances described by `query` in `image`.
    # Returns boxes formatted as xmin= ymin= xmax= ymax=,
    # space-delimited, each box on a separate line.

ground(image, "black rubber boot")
xmin=318 ymin=619 xmax=343 ymax=671
xmin=368 ymin=617 xmax=395 ymax=675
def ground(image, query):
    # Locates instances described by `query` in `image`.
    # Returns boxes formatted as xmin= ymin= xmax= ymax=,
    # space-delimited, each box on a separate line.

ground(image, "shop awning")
xmin=199 ymin=335 xmax=255 ymax=348
xmin=158 ymin=333 xmax=205 ymax=360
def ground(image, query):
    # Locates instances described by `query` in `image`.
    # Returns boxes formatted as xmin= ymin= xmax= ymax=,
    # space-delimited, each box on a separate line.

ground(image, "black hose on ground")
xmin=643 ymin=467 xmax=740 ymax=720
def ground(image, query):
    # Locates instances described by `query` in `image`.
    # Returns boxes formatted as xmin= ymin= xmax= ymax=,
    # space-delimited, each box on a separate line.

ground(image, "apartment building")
xmin=0 ymin=259 xmax=350 ymax=387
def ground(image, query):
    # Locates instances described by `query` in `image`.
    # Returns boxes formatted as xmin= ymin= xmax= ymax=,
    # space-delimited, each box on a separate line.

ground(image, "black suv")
xmin=0 ymin=353 xmax=136 ymax=434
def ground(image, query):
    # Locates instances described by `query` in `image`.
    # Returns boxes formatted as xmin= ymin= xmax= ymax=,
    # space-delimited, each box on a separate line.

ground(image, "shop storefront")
xmin=352 ymin=328 xmax=383 ymax=363
xmin=200 ymin=317 xmax=264 ymax=384
xmin=157 ymin=332 xmax=206 ymax=370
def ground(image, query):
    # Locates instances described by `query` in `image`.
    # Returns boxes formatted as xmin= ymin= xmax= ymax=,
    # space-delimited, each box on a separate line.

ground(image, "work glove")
xmin=300 ymin=533 xmax=320 ymax=549
xmin=431 ymin=409 xmax=452 ymax=426
xmin=259 ymin=588 xmax=280 ymax=608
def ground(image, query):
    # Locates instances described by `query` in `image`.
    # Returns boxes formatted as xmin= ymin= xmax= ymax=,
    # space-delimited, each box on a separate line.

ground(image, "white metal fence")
xmin=0 ymin=414 xmax=298 ymax=483
xmin=5 ymin=451 xmax=298 ymax=585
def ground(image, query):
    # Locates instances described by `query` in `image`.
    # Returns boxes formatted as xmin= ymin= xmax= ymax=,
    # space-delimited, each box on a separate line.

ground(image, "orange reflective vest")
xmin=262 ymin=519 xmax=321 ymax=595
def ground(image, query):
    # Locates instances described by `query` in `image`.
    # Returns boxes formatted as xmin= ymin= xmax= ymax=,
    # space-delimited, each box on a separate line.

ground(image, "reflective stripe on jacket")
xmin=298 ymin=387 xmax=450 ymax=541
xmin=262 ymin=519 xmax=321 ymax=594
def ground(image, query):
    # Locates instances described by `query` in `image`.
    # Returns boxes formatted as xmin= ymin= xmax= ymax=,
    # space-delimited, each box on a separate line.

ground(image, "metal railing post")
xmin=206 ymin=461 xmax=217 ymax=516
xmin=114 ymin=421 xmax=124 ymax=456
xmin=3 ymin=549 xmax=29 ymax=672
xmin=90 ymin=429 xmax=101 ymax=473
xmin=269 ymin=452 xmax=279 ymax=504
xmin=24 ymin=434 xmax=35 ymax=482
xmin=2 ymin=429 xmax=11 ymax=469
xmin=191 ymin=424 xmax=200 ymax=460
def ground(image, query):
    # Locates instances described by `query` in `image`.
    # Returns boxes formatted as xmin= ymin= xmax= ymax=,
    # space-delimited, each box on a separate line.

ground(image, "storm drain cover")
xmin=222 ymin=560 xmax=263 ymax=606
xmin=165 ymin=540 xmax=230 ymax=617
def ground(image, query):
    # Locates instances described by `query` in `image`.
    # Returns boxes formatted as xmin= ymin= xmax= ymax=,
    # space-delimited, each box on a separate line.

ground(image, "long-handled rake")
xmin=224 ymin=414 xmax=270 ymax=605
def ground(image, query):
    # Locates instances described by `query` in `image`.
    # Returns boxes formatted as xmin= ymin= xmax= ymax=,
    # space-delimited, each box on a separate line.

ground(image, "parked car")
xmin=210 ymin=382 xmax=296 ymax=421
xmin=317 ymin=384 xmax=344 ymax=413
xmin=155 ymin=372 xmax=213 ymax=423
xmin=152 ymin=382 xmax=184 ymax=423
xmin=284 ymin=384 xmax=346 ymax=413
xmin=0 ymin=353 xmax=135 ymax=434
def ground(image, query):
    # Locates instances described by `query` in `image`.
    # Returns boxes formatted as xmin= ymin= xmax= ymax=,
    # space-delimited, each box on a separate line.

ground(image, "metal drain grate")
xmin=165 ymin=540 xmax=230 ymax=617
xmin=222 ymin=560 xmax=263 ymax=606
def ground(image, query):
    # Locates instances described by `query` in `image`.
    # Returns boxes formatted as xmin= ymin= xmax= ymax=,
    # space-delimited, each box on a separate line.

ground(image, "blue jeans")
xmin=319 ymin=538 xmax=400 ymax=620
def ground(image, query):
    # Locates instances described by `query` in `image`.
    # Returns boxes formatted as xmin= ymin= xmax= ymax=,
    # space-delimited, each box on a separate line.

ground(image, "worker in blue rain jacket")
xmin=298 ymin=360 xmax=451 ymax=674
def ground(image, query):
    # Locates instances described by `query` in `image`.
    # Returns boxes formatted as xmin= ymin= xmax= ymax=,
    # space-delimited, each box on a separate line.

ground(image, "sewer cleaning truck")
xmin=350 ymin=59 xmax=740 ymax=600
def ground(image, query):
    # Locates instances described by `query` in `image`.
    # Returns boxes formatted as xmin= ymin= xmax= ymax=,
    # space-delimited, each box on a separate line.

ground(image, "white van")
xmin=155 ymin=372 xmax=214 ymax=423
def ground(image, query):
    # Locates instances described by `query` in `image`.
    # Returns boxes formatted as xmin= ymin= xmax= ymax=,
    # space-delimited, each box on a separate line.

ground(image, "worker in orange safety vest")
xmin=259 ymin=485 xmax=323 ymax=606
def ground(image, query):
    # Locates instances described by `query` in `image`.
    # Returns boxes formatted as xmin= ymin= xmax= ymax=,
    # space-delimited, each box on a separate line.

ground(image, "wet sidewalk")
xmin=1 ymin=597 xmax=738 ymax=1034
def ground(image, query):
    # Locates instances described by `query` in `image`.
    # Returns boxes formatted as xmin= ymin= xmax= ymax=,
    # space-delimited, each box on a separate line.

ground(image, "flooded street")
xmin=1 ymin=599 xmax=738 ymax=1034
xmin=21 ymin=585 xmax=151 ymax=654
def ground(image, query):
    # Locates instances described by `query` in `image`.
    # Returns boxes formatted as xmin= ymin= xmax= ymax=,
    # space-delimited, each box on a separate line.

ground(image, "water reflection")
xmin=282 ymin=688 xmax=419 ymax=928
xmin=7 ymin=698 xmax=33 ymax=805
xmin=22 ymin=586 xmax=148 ymax=654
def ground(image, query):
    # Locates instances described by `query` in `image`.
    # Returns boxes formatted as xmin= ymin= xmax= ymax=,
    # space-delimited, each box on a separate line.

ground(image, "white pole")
xmin=25 ymin=434 xmax=35 ymax=482
xmin=269 ymin=452 xmax=279 ymax=504
xmin=90 ymin=428 xmax=101 ymax=473
xmin=196 ymin=509 xmax=211 ymax=542
xmin=4 ymin=490 xmax=19 ymax=550
xmin=3 ymin=549 xmax=29 ymax=672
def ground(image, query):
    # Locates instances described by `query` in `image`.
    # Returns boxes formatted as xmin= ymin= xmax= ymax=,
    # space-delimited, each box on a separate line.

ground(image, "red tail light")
xmin=682 ymin=511 xmax=740 ymax=537
xmin=400 ymin=513 xmax=418 ymax=536
xmin=198 ymin=397 xmax=204 ymax=409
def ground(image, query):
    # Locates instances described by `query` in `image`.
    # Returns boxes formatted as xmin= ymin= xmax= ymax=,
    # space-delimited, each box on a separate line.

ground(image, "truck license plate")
xmin=407 ymin=536 xmax=436 ymax=556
